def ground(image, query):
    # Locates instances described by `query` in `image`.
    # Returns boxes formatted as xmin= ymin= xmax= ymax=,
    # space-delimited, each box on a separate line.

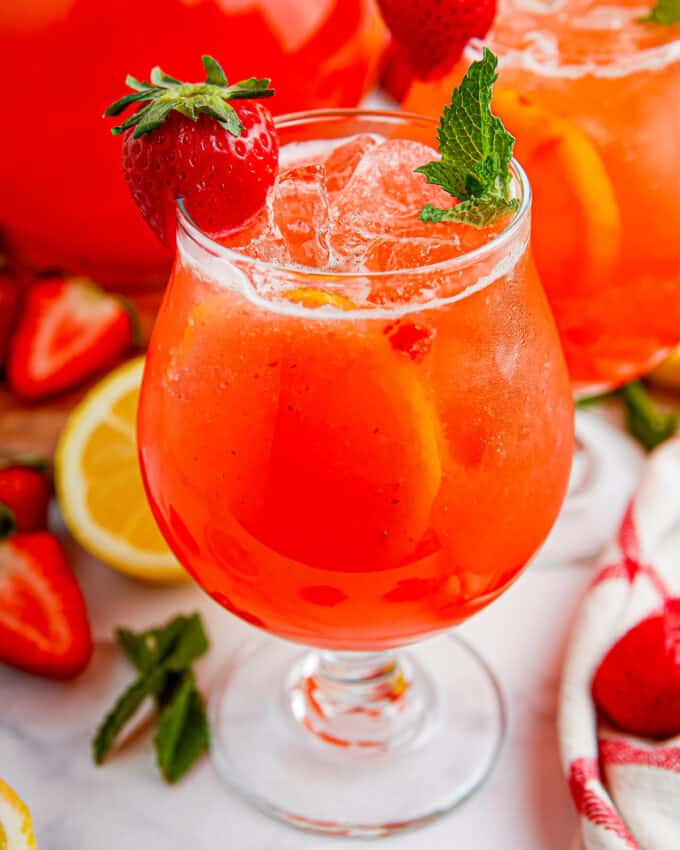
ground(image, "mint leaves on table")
xmin=575 ymin=390 xmax=617 ymax=410
xmin=93 ymin=613 xmax=210 ymax=783
xmin=621 ymin=381 xmax=678 ymax=451
xmin=416 ymin=47 xmax=520 ymax=228
xmin=641 ymin=0 xmax=680 ymax=25
xmin=578 ymin=381 xmax=678 ymax=451
xmin=155 ymin=669 xmax=210 ymax=783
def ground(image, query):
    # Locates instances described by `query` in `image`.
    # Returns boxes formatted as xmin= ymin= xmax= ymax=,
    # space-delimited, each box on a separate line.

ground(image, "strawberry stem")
xmin=0 ymin=503 xmax=16 ymax=540
xmin=105 ymin=55 xmax=274 ymax=139
xmin=116 ymin=297 xmax=143 ymax=348
xmin=0 ymin=456 xmax=50 ymax=473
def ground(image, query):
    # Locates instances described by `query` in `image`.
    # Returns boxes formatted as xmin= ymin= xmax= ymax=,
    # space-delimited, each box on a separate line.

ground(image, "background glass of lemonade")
xmin=482 ymin=0 xmax=680 ymax=388
xmin=138 ymin=111 xmax=573 ymax=835
xmin=404 ymin=1 xmax=680 ymax=559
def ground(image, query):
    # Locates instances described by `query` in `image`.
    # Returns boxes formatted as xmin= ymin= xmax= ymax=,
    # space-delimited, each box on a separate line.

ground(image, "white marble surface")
xmin=0 ymin=527 xmax=593 ymax=850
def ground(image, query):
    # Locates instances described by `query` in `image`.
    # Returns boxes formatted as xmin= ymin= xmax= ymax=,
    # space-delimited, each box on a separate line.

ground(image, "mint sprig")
xmin=93 ymin=613 xmax=210 ymax=783
xmin=640 ymin=0 xmax=680 ymax=25
xmin=105 ymin=55 xmax=274 ymax=139
xmin=416 ymin=48 xmax=519 ymax=227
xmin=155 ymin=670 xmax=210 ymax=783
xmin=621 ymin=381 xmax=678 ymax=451
xmin=577 ymin=381 xmax=678 ymax=451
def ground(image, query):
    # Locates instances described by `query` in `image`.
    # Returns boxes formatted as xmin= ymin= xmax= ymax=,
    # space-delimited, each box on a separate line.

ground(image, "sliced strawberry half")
xmin=0 ymin=270 xmax=21 ymax=368
xmin=0 ymin=531 xmax=92 ymax=678
xmin=7 ymin=277 xmax=136 ymax=401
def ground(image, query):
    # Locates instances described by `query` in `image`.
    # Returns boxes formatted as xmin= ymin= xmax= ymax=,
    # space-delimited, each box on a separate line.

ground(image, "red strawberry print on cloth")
xmin=559 ymin=438 xmax=680 ymax=849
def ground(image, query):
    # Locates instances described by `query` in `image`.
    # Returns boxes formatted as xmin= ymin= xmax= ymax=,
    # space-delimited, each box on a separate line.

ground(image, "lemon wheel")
xmin=0 ymin=779 xmax=37 ymax=850
xmin=55 ymin=357 xmax=187 ymax=583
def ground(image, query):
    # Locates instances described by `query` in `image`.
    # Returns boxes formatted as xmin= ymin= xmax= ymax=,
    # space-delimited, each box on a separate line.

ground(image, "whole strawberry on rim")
xmin=105 ymin=55 xmax=277 ymax=248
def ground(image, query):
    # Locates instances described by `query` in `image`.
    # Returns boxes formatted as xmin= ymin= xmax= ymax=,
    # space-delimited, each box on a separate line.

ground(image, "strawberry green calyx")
xmin=0 ymin=504 xmax=16 ymax=540
xmin=105 ymin=55 xmax=274 ymax=139
xmin=115 ymin=295 xmax=143 ymax=347
xmin=641 ymin=0 xmax=680 ymax=24
xmin=0 ymin=456 xmax=49 ymax=473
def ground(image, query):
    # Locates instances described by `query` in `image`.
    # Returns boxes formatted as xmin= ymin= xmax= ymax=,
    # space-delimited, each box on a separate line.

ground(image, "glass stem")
xmin=287 ymin=649 xmax=429 ymax=751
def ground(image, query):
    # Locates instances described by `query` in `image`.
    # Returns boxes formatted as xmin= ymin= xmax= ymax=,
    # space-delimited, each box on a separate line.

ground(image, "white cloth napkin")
xmin=559 ymin=438 xmax=680 ymax=850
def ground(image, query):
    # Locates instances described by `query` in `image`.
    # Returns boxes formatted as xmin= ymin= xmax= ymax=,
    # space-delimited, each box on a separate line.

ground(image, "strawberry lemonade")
xmin=490 ymin=0 xmax=680 ymax=388
xmin=138 ymin=111 xmax=573 ymax=650
xmin=408 ymin=0 xmax=680 ymax=388
xmin=114 ymin=53 xmax=575 ymax=832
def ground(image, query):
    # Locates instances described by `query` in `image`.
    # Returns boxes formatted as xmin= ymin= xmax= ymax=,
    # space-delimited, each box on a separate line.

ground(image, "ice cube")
xmin=324 ymin=134 xmax=378 ymax=194
xmin=328 ymin=139 xmax=498 ymax=271
xmin=363 ymin=235 xmax=462 ymax=271
xmin=273 ymin=163 xmax=331 ymax=268
xmin=218 ymin=198 xmax=290 ymax=264
xmin=329 ymin=139 xmax=466 ymax=268
xmin=331 ymin=139 xmax=454 ymax=231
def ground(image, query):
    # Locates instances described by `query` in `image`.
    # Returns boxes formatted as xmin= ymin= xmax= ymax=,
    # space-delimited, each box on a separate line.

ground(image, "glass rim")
xmin=470 ymin=24 xmax=680 ymax=79
xmin=176 ymin=108 xmax=531 ymax=282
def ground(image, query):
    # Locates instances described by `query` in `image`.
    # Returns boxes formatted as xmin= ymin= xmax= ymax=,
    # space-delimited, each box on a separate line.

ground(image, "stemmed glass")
xmin=138 ymin=110 xmax=574 ymax=835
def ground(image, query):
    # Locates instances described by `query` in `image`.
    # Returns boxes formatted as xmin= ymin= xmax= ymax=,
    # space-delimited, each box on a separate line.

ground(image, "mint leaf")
xmin=421 ymin=197 xmax=519 ymax=227
xmin=150 ymin=615 xmax=193 ymax=660
xmin=158 ymin=613 xmax=209 ymax=672
xmin=93 ymin=613 xmax=210 ymax=780
xmin=641 ymin=0 xmax=680 ymax=25
xmin=575 ymin=390 xmax=617 ymax=409
xmin=93 ymin=674 xmax=160 ymax=764
xmin=154 ymin=671 xmax=210 ymax=783
xmin=622 ymin=381 xmax=678 ymax=450
xmin=117 ymin=614 xmax=208 ymax=675
xmin=415 ymin=48 xmax=518 ymax=227
xmin=116 ymin=627 xmax=156 ymax=675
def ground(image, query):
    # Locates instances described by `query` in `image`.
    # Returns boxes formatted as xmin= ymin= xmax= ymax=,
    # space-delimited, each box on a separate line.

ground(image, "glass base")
xmin=209 ymin=633 xmax=505 ymax=837
xmin=534 ymin=409 xmax=645 ymax=565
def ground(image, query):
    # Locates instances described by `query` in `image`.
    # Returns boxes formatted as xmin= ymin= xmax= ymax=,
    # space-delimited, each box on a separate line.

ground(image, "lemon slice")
xmin=0 ymin=779 xmax=37 ymax=850
xmin=55 ymin=357 xmax=186 ymax=583
xmin=283 ymin=288 xmax=355 ymax=310
xmin=491 ymin=87 xmax=621 ymax=300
